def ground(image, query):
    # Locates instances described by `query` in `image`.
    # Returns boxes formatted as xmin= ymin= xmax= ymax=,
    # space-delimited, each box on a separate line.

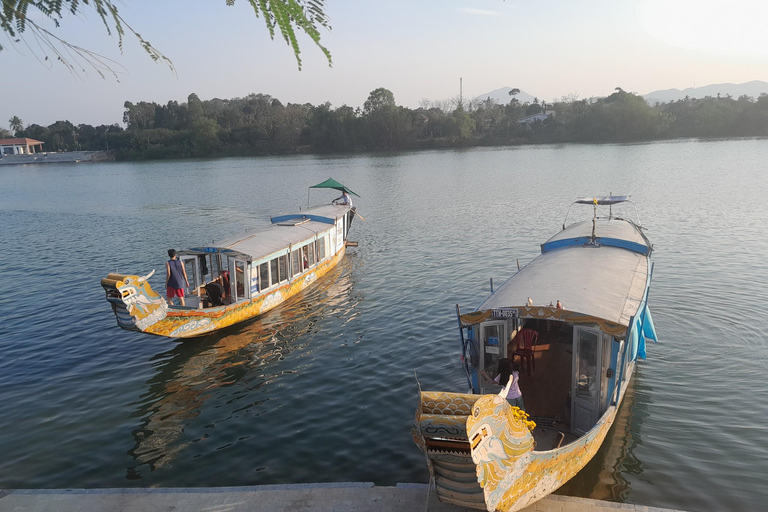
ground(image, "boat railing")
xmin=561 ymin=195 xmax=642 ymax=231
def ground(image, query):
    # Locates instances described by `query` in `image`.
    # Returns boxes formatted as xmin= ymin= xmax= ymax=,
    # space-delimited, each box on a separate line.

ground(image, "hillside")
xmin=643 ymin=80 xmax=768 ymax=104
xmin=474 ymin=87 xmax=537 ymax=105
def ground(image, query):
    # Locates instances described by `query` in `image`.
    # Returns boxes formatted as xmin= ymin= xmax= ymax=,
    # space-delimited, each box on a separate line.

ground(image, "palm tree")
xmin=508 ymin=88 xmax=521 ymax=104
xmin=9 ymin=116 xmax=23 ymax=134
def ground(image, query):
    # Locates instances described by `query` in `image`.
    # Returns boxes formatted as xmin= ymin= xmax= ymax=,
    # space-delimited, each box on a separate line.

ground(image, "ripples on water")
xmin=0 ymin=140 xmax=766 ymax=511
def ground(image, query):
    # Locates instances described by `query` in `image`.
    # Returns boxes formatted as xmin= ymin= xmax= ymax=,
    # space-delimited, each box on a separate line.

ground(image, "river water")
xmin=0 ymin=139 xmax=766 ymax=511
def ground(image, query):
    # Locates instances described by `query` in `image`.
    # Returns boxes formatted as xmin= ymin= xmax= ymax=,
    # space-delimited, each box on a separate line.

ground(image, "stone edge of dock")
xmin=0 ymin=483 xmax=688 ymax=512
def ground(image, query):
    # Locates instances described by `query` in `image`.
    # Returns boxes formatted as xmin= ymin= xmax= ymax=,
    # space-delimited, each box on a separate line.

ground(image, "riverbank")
xmin=0 ymin=151 xmax=113 ymax=166
xmin=0 ymin=483 xmax=686 ymax=512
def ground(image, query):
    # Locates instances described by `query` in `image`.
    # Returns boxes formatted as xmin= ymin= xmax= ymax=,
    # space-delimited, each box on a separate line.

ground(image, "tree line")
xmin=7 ymin=87 xmax=768 ymax=160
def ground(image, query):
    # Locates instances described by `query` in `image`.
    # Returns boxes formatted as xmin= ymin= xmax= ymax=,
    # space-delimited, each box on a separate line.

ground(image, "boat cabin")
xmin=175 ymin=204 xmax=355 ymax=309
xmin=459 ymin=213 xmax=655 ymax=447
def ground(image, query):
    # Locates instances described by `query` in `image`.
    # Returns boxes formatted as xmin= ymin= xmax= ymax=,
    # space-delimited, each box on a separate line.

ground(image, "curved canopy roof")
xmin=182 ymin=204 xmax=351 ymax=262
xmin=478 ymin=219 xmax=651 ymax=327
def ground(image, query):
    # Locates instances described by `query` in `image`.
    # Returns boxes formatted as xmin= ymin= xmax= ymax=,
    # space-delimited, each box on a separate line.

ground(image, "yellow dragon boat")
xmin=413 ymin=196 xmax=658 ymax=511
xmin=101 ymin=179 xmax=358 ymax=338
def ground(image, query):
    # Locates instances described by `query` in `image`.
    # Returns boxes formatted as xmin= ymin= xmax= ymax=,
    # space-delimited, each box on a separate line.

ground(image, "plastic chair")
xmin=512 ymin=328 xmax=538 ymax=377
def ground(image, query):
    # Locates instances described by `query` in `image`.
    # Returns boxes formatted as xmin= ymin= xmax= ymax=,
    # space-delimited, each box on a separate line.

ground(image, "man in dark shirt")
xmin=204 ymin=281 xmax=225 ymax=307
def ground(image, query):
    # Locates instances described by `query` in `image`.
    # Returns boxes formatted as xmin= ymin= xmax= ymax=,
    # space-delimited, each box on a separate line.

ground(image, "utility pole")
xmin=459 ymin=77 xmax=463 ymax=109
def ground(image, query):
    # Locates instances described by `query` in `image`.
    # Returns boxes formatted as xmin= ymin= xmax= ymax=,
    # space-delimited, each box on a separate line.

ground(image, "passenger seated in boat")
xmin=332 ymin=191 xmax=352 ymax=206
xmin=481 ymin=359 xmax=525 ymax=411
xmin=204 ymin=281 xmax=225 ymax=307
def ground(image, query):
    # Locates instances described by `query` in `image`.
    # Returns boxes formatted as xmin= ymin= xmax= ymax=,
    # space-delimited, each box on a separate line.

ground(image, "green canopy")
xmin=309 ymin=178 xmax=360 ymax=197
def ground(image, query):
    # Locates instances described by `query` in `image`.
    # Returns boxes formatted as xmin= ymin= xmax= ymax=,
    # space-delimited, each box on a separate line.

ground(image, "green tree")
xmin=123 ymin=101 xmax=157 ymax=130
xmin=0 ymin=0 xmax=331 ymax=76
xmin=9 ymin=115 xmax=23 ymax=134
xmin=363 ymin=88 xmax=396 ymax=115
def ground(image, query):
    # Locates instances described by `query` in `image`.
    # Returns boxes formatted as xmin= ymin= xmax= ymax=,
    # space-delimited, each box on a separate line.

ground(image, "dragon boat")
xmin=413 ymin=196 xmax=658 ymax=511
xmin=101 ymin=179 xmax=358 ymax=339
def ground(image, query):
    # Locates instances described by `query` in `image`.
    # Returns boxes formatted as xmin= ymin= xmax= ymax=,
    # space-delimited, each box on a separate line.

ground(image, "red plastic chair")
xmin=512 ymin=328 xmax=538 ymax=377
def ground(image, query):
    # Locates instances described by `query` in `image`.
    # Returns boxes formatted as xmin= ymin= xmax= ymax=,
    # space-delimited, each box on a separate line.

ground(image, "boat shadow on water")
xmin=124 ymin=258 xmax=358 ymax=480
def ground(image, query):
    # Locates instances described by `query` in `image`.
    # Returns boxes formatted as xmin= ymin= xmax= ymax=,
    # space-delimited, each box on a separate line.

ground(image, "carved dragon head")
xmin=466 ymin=394 xmax=535 ymax=511
xmin=102 ymin=270 xmax=168 ymax=332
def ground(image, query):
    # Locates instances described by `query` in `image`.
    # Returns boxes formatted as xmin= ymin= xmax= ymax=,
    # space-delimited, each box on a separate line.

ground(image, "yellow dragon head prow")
xmin=101 ymin=270 xmax=168 ymax=332
xmin=466 ymin=394 xmax=536 ymax=511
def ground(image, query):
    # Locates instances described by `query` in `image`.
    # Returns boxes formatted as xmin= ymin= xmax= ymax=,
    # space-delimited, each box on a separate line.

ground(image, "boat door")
xmin=571 ymin=326 xmax=603 ymax=435
xmin=180 ymin=255 xmax=201 ymax=308
xmin=480 ymin=321 xmax=507 ymax=394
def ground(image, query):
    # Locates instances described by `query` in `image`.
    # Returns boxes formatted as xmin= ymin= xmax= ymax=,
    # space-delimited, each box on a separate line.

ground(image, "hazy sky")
xmin=3 ymin=0 xmax=768 ymax=127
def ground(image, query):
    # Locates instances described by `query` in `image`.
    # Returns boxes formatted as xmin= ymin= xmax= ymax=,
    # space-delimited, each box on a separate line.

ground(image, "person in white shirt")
xmin=332 ymin=191 xmax=352 ymax=206
xmin=481 ymin=359 xmax=525 ymax=410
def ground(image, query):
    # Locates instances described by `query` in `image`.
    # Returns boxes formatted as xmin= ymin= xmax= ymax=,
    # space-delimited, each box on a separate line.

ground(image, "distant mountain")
xmin=643 ymin=80 xmax=768 ymax=104
xmin=475 ymin=87 xmax=537 ymax=105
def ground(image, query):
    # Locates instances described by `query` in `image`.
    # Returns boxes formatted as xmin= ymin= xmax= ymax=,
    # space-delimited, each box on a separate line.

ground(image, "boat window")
xmin=259 ymin=262 xmax=269 ymax=291
xmin=291 ymin=249 xmax=301 ymax=277
xmin=316 ymin=236 xmax=326 ymax=261
xmin=301 ymin=245 xmax=309 ymax=270
xmin=277 ymin=254 xmax=288 ymax=282
xmin=235 ymin=260 xmax=247 ymax=300
xmin=308 ymin=242 xmax=316 ymax=267
xmin=180 ymin=255 xmax=201 ymax=309
xmin=270 ymin=259 xmax=279 ymax=287
xmin=481 ymin=322 xmax=506 ymax=393
xmin=576 ymin=332 xmax=598 ymax=400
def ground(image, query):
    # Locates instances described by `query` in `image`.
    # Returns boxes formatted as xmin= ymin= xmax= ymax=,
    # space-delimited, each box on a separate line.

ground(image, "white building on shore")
xmin=0 ymin=138 xmax=44 ymax=155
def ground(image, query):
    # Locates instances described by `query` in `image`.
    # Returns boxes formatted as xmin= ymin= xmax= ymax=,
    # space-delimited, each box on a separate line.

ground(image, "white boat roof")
xmin=183 ymin=204 xmax=352 ymax=262
xmin=478 ymin=219 xmax=651 ymax=327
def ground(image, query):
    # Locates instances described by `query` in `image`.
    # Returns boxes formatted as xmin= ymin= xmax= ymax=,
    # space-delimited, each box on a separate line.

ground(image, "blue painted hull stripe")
xmin=541 ymin=237 xmax=650 ymax=255
xmin=270 ymin=214 xmax=335 ymax=225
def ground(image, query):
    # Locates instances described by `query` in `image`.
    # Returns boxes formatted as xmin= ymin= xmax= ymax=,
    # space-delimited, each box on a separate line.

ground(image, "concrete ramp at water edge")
xmin=0 ymin=484 xmax=689 ymax=512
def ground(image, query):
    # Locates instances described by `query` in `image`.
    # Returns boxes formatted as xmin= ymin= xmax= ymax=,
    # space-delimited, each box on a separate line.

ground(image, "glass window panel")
xmin=291 ymin=250 xmax=301 ymax=276
xmin=270 ymin=259 xmax=278 ymax=286
xmin=235 ymin=260 xmax=247 ymax=300
xmin=278 ymin=255 xmax=287 ymax=282
xmin=316 ymin=237 xmax=326 ymax=261
xmin=308 ymin=242 xmax=316 ymax=267
xmin=484 ymin=325 xmax=501 ymax=376
xmin=259 ymin=262 xmax=269 ymax=291
xmin=576 ymin=331 xmax=599 ymax=398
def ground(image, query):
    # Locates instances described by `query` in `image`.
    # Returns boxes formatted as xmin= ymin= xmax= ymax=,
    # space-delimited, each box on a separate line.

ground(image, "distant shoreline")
xmin=0 ymin=151 xmax=114 ymax=166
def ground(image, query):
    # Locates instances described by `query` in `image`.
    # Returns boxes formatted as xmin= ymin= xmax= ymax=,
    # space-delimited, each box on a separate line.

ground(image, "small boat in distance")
xmin=101 ymin=178 xmax=359 ymax=338
xmin=413 ymin=196 xmax=658 ymax=511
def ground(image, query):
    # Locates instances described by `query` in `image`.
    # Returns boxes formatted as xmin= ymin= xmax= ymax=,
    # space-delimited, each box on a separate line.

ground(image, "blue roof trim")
xmin=541 ymin=237 xmax=650 ymax=255
xmin=270 ymin=214 xmax=335 ymax=225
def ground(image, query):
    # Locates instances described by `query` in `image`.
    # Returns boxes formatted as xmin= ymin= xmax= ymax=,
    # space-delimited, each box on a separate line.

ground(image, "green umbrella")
xmin=309 ymin=178 xmax=360 ymax=197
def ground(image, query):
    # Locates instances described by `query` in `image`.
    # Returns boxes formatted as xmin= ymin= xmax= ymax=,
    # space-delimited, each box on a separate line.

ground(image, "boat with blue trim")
xmin=101 ymin=179 xmax=358 ymax=338
xmin=413 ymin=196 xmax=658 ymax=511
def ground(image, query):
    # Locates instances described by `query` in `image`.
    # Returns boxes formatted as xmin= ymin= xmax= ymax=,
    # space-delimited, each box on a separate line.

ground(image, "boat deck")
xmin=512 ymin=319 xmax=576 ymax=449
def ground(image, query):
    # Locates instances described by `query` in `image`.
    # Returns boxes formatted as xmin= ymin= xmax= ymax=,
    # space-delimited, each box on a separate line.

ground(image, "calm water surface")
xmin=1 ymin=139 xmax=766 ymax=511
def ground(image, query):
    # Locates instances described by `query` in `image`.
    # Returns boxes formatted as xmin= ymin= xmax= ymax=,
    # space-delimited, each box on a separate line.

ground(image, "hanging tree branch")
xmin=0 ymin=0 xmax=331 ymax=78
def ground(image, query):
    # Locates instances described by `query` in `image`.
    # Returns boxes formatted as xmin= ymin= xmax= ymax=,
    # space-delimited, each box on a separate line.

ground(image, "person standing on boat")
xmin=332 ymin=190 xmax=352 ymax=207
xmin=166 ymin=249 xmax=189 ymax=306
xmin=482 ymin=359 xmax=525 ymax=410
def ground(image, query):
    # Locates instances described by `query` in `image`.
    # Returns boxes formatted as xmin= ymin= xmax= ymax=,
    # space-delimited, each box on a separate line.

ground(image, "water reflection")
xmin=556 ymin=379 xmax=645 ymax=501
xmin=125 ymin=259 xmax=357 ymax=479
